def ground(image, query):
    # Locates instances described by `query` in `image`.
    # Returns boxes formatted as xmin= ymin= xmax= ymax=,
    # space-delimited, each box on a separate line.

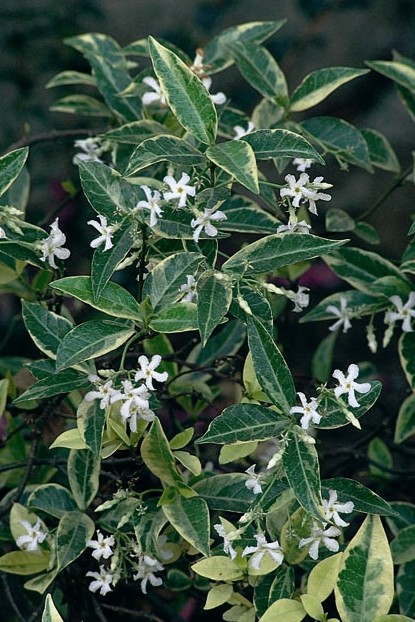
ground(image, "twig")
xmin=100 ymin=603 xmax=164 ymax=621
xmin=5 ymin=128 xmax=104 ymax=154
xmin=2 ymin=574 xmax=29 ymax=622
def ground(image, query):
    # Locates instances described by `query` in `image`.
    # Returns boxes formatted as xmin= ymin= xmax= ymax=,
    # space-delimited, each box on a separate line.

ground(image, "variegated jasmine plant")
xmin=1 ymin=19 xmax=415 ymax=622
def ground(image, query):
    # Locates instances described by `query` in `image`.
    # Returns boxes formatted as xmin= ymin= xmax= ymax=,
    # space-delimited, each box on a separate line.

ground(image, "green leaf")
xmin=22 ymin=301 xmax=73 ymax=360
xmin=142 ymin=252 xmax=204 ymax=312
xmin=0 ymin=550 xmax=50 ymax=575
xmin=220 ymin=195 xmax=281 ymax=234
xmin=254 ymin=566 xmax=295 ymax=617
xmin=50 ymin=428 xmax=88 ymax=450
xmin=197 ymin=403 xmax=289 ymax=444
xmin=246 ymin=315 xmax=296 ymax=412
xmin=368 ymin=437 xmax=393 ymax=479
xmin=56 ymin=320 xmax=134 ymax=371
xmin=28 ymin=484 xmax=77 ymax=519
xmin=311 ymin=332 xmax=337 ymax=383
xmin=326 ymin=208 xmax=355 ymax=232
xmin=366 ymin=60 xmax=415 ymax=93
xmin=193 ymin=318 xmax=246 ymax=368
xmin=197 ymin=270 xmax=233 ymax=346
xmin=0 ymin=240 xmax=46 ymax=269
xmin=77 ymin=399 xmax=105 ymax=457
xmin=193 ymin=473 xmax=259 ymax=513
xmin=242 ymin=128 xmax=324 ymax=163
xmin=290 ymin=67 xmax=369 ymax=112
xmin=46 ymin=70 xmax=96 ymax=88
xmin=13 ymin=369 xmax=90 ymax=404
xmin=141 ymin=418 xmax=181 ymax=487
xmin=335 ymin=515 xmax=394 ymax=622
xmin=361 ymin=128 xmax=400 ymax=173
xmin=223 ymin=233 xmax=346 ymax=275
xmin=259 ymin=599 xmax=306 ymax=622
xmin=191 ymin=556 xmax=244 ymax=581
xmin=307 ymin=552 xmax=343 ymax=602
xmin=56 ymin=511 xmax=95 ymax=572
xmin=42 ymin=594 xmax=64 ymax=622
xmin=353 ymin=222 xmax=381 ymax=245
xmin=67 ymin=449 xmax=100 ymax=510
xmin=219 ymin=441 xmax=258 ymax=465
xmin=324 ymin=247 xmax=406 ymax=293
xmin=203 ymin=20 xmax=286 ymax=73
xmin=163 ymin=495 xmax=210 ymax=556
xmin=230 ymin=41 xmax=288 ymax=105
xmin=91 ymin=221 xmax=135 ymax=300
xmin=322 ymin=478 xmax=396 ymax=516
xmin=283 ymin=425 xmax=324 ymax=522
xmin=397 ymin=560 xmax=415 ymax=618
xmin=24 ymin=569 xmax=58 ymax=594
xmin=399 ymin=332 xmax=415 ymax=391
xmin=374 ymin=616 xmax=415 ymax=622
xmin=148 ymin=37 xmax=217 ymax=145
xmin=301 ymin=116 xmax=373 ymax=171
xmin=78 ymin=160 xmax=140 ymax=220
xmin=169 ymin=428 xmax=194 ymax=450
xmin=50 ymin=94 xmax=111 ymax=117
xmin=387 ymin=502 xmax=415 ymax=535
xmin=125 ymin=135 xmax=206 ymax=175
xmin=149 ymin=302 xmax=198 ymax=333
xmin=391 ymin=526 xmax=415 ymax=564
xmin=101 ymin=119 xmax=175 ymax=144
xmin=65 ymin=33 xmax=142 ymax=121
xmin=51 ymin=276 xmax=142 ymax=321
xmin=173 ymin=450 xmax=202 ymax=476
xmin=0 ymin=147 xmax=29 ymax=199
xmin=206 ymin=140 xmax=259 ymax=194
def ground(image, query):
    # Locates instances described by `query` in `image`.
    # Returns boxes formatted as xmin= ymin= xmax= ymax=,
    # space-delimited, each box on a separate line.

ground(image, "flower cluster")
xmin=86 ymin=531 xmax=116 ymax=595
xmin=280 ymin=173 xmax=332 ymax=215
xmin=85 ymin=355 xmax=168 ymax=433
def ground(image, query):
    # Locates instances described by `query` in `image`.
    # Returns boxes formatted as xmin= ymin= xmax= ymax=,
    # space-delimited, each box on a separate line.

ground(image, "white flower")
xmin=87 ymin=214 xmax=115 ymax=251
xmin=385 ymin=293 xmax=415 ymax=333
xmin=242 ymin=533 xmax=284 ymax=570
xmin=134 ymin=355 xmax=169 ymax=391
xmin=326 ymin=296 xmax=353 ymax=333
xmin=163 ymin=172 xmax=196 ymax=207
xmin=16 ymin=518 xmax=47 ymax=551
xmin=73 ymin=138 xmax=103 ymax=164
xmin=136 ymin=186 xmax=163 ymax=228
xmin=244 ymin=464 xmax=262 ymax=495
xmin=290 ymin=392 xmax=322 ymax=430
xmin=299 ymin=521 xmax=341 ymax=560
xmin=233 ymin=121 xmax=255 ymax=140
xmin=179 ymin=274 xmax=197 ymax=302
xmin=293 ymin=158 xmax=314 ymax=172
xmin=0 ymin=226 xmax=6 ymax=238
xmin=280 ymin=173 xmax=332 ymax=215
xmin=191 ymin=207 xmax=227 ymax=243
xmin=86 ymin=566 xmax=114 ymax=596
xmin=142 ymin=76 xmax=167 ymax=106
xmin=332 ymin=364 xmax=371 ymax=408
xmin=213 ymin=523 xmax=239 ymax=560
xmin=87 ymin=530 xmax=115 ymax=561
xmin=202 ymin=77 xmax=227 ymax=105
xmin=133 ymin=554 xmax=164 ymax=594
xmin=277 ymin=218 xmax=311 ymax=234
xmin=85 ymin=378 xmax=120 ymax=410
xmin=291 ymin=286 xmax=310 ymax=312
xmin=323 ymin=489 xmax=354 ymax=527
xmin=39 ymin=218 xmax=71 ymax=269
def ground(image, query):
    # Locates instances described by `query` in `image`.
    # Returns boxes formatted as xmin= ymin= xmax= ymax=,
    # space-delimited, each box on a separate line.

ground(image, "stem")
xmin=4 ymin=128 xmax=105 ymax=154
xmin=118 ymin=330 xmax=146 ymax=371
xmin=358 ymin=164 xmax=413 ymax=221
xmin=137 ymin=224 xmax=148 ymax=304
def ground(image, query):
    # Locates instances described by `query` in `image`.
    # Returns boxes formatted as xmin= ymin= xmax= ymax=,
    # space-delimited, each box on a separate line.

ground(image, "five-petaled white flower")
xmin=202 ymin=77 xmax=227 ymax=105
xmin=134 ymin=355 xmax=169 ymax=391
xmin=242 ymin=533 xmax=284 ymax=570
xmin=291 ymin=286 xmax=310 ymax=313
xmin=327 ymin=296 xmax=353 ymax=333
xmin=85 ymin=378 xmax=120 ymax=410
xmin=385 ymin=293 xmax=415 ymax=333
xmin=233 ymin=121 xmax=255 ymax=140
xmin=133 ymin=554 xmax=164 ymax=594
xmin=191 ymin=207 xmax=227 ymax=243
xmin=293 ymin=158 xmax=314 ymax=172
xmin=290 ymin=392 xmax=322 ymax=430
xmin=179 ymin=274 xmax=197 ymax=302
xmin=277 ymin=217 xmax=311 ymax=234
xmin=87 ymin=530 xmax=115 ymax=561
xmin=73 ymin=138 xmax=103 ymax=164
xmin=280 ymin=173 xmax=332 ymax=215
xmin=244 ymin=464 xmax=262 ymax=495
xmin=39 ymin=218 xmax=71 ymax=269
xmin=332 ymin=364 xmax=371 ymax=408
xmin=87 ymin=214 xmax=115 ymax=251
xmin=136 ymin=186 xmax=164 ymax=228
xmin=299 ymin=521 xmax=341 ymax=560
xmin=163 ymin=173 xmax=196 ymax=207
xmin=214 ymin=523 xmax=240 ymax=560
xmin=142 ymin=76 xmax=167 ymax=106
xmin=16 ymin=518 xmax=47 ymax=551
xmin=86 ymin=566 xmax=114 ymax=596
xmin=323 ymin=489 xmax=354 ymax=527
